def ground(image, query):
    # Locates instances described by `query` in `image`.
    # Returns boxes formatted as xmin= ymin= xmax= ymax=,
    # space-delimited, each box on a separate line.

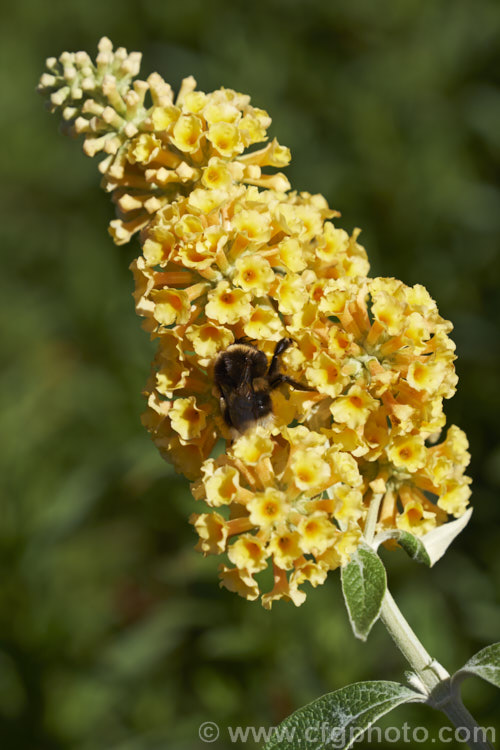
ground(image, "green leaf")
xmin=341 ymin=545 xmax=386 ymax=641
xmin=263 ymin=681 xmax=423 ymax=750
xmin=373 ymin=530 xmax=431 ymax=566
xmin=452 ymin=642 xmax=500 ymax=690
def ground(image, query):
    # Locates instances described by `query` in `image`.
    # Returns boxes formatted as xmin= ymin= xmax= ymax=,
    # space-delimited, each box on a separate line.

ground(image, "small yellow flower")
xmin=201 ymin=157 xmax=234 ymax=190
xmin=191 ymin=512 xmax=229 ymax=555
xmin=330 ymin=386 xmax=379 ymax=431
xmin=248 ymin=488 xmax=289 ymax=528
xmin=205 ymin=464 xmax=241 ymax=507
xmin=277 ymin=238 xmax=307 ymax=272
xmin=388 ymin=435 xmax=427 ymax=473
xmin=298 ymin=514 xmax=338 ymax=555
xmin=228 ymin=535 xmax=268 ymax=574
xmin=207 ymin=121 xmax=243 ymax=157
xmin=232 ymin=429 xmax=274 ymax=465
xmin=275 ymin=273 xmax=308 ymax=314
xmin=205 ymin=281 xmax=251 ymax=324
xmin=267 ymin=530 xmax=302 ymax=570
xmin=232 ymin=208 xmax=272 ymax=244
xmin=243 ymin=304 xmax=285 ymax=341
xmin=128 ymin=133 xmax=162 ymax=164
xmin=185 ymin=322 xmax=234 ymax=359
xmin=169 ymin=397 xmax=208 ymax=441
xmin=151 ymin=104 xmax=180 ymax=132
xmin=152 ymin=288 xmax=191 ymax=327
xmin=232 ymin=254 xmax=275 ymax=294
xmin=396 ymin=500 xmax=437 ymax=535
xmin=438 ymin=482 xmax=472 ymax=517
xmin=289 ymin=449 xmax=331 ymax=493
xmin=171 ymin=114 xmax=204 ymax=153
xmin=306 ymin=352 xmax=347 ymax=397
xmin=329 ymin=486 xmax=365 ymax=524
xmin=219 ymin=565 xmax=260 ymax=601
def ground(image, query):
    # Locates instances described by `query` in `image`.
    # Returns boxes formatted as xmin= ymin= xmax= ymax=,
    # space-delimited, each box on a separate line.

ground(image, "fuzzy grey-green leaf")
xmin=452 ymin=642 xmax=500 ymax=690
xmin=374 ymin=530 xmax=431 ymax=566
xmin=263 ymin=681 xmax=423 ymax=750
xmin=341 ymin=545 xmax=386 ymax=641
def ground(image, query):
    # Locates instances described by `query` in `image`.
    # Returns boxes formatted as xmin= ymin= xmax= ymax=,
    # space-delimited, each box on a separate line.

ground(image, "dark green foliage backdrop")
xmin=1 ymin=1 xmax=499 ymax=747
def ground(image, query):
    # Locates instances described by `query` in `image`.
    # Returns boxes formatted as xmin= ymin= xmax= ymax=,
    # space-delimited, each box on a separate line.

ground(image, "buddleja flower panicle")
xmin=39 ymin=38 xmax=472 ymax=608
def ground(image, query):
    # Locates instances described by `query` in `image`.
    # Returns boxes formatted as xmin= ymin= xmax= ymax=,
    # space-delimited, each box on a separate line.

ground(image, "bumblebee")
xmin=214 ymin=337 xmax=314 ymax=435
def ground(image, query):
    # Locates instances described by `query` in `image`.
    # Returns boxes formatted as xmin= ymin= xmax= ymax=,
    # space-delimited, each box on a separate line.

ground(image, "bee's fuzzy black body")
xmin=214 ymin=338 xmax=313 ymax=434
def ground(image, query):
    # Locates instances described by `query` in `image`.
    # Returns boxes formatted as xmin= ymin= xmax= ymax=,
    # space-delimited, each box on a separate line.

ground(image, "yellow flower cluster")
xmin=38 ymin=37 xmax=291 ymax=246
xmin=39 ymin=39 xmax=472 ymax=608
xmin=191 ymin=425 xmax=365 ymax=608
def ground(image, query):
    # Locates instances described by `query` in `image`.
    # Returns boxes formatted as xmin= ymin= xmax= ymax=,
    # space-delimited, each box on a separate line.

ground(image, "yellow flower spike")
xmin=41 ymin=40 xmax=474 ymax=608
xmin=387 ymin=435 xmax=427 ymax=473
xmin=248 ymin=488 xmax=289 ymax=529
xmin=205 ymin=281 xmax=252 ymax=324
xmin=227 ymin=535 xmax=268 ymax=575
xmin=169 ymin=397 xmax=208 ymax=441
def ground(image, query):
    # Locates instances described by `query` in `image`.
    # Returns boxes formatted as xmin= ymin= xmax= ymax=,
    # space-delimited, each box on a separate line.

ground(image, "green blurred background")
xmin=1 ymin=0 xmax=500 ymax=747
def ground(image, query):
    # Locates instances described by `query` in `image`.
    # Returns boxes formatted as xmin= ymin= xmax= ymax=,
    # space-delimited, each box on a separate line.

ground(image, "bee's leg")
xmin=269 ymin=374 xmax=315 ymax=392
xmin=267 ymin=337 xmax=293 ymax=380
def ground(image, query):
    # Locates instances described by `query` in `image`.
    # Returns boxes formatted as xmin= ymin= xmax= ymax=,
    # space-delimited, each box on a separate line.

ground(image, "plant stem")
xmin=380 ymin=589 xmax=494 ymax=750
xmin=363 ymin=492 xmax=383 ymax=544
